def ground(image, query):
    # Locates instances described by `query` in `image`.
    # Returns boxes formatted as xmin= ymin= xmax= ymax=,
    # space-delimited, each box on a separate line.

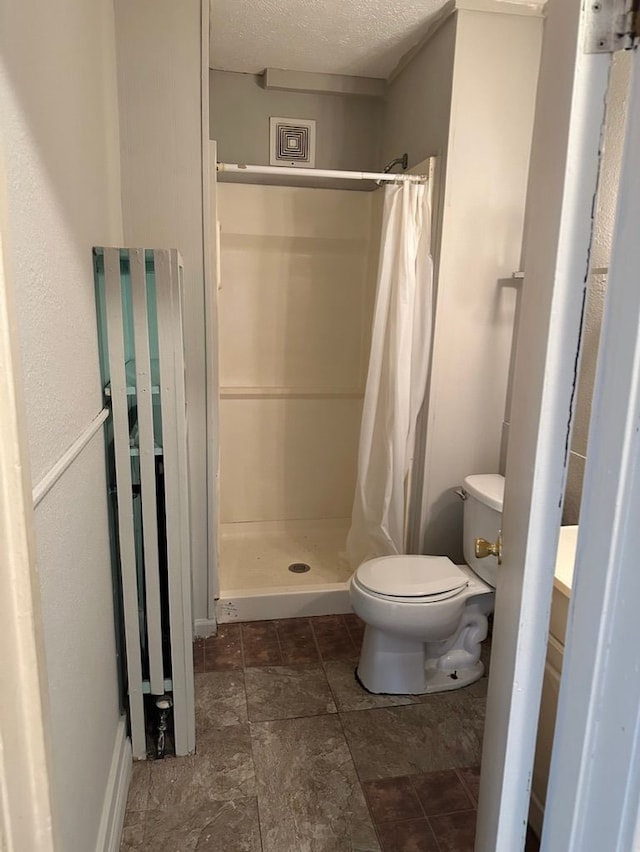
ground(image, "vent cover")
xmin=270 ymin=117 xmax=316 ymax=168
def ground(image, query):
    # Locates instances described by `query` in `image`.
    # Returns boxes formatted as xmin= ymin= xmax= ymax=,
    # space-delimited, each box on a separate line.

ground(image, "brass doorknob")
xmin=475 ymin=531 xmax=503 ymax=565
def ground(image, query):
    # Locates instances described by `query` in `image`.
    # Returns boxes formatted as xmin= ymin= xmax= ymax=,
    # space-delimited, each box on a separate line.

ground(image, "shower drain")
xmin=288 ymin=562 xmax=311 ymax=574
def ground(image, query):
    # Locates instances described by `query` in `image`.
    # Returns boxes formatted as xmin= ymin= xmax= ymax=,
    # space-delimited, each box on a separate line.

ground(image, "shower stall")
xmin=214 ymin=179 xmax=380 ymax=620
xmin=210 ymin=157 xmax=434 ymax=622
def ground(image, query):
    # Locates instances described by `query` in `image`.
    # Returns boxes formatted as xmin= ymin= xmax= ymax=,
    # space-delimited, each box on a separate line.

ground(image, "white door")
xmin=475 ymin=0 xmax=637 ymax=848
xmin=539 ymin=44 xmax=640 ymax=851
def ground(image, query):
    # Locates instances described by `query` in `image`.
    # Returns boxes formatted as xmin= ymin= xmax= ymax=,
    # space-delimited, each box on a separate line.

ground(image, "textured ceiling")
xmin=210 ymin=0 xmax=452 ymax=79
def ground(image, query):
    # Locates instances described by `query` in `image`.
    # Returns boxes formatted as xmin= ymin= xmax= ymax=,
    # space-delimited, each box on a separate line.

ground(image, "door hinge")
xmin=584 ymin=0 xmax=640 ymax=53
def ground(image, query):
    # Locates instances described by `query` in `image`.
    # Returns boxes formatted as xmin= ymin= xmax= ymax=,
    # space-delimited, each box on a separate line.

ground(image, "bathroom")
xmin=207 ymin=3 xmax=539 ymax=624
xmin=1 ymin=0 xmax=637 ymax=851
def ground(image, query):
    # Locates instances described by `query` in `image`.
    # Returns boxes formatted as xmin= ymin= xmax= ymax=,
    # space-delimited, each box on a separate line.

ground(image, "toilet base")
xmin=355 ymin=606 xmax=489 ymax=695
xmin=356 ymin=658 xmax=484 ymax=695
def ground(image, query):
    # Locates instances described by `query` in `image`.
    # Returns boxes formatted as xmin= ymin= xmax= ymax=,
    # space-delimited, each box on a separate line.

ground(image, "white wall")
xmin=211 ymin=70 xmax=383 ymax=171
xmin=382 ymin=7 xmax=542 ymax=560
xmin=217 ymin=184 xmax=379 ymax=524
xmin=382 ymin=16 xmax=457 ymax=168
xmin=114 ymin=0 xmax=210 ymax=619
xmin=0 ymin=0 xmax=124 ymax=848
xmin=423 ymin=9 xmax=541 ymax=560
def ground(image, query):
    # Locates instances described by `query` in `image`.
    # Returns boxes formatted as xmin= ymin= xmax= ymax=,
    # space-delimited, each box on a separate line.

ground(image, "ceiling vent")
xmin=270 ymin=117 xmax=316 ymax=168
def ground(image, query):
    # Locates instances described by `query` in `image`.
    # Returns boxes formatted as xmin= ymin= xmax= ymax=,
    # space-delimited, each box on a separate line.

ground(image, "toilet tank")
xmin=462 ymin=474 xmax=505 ymax=588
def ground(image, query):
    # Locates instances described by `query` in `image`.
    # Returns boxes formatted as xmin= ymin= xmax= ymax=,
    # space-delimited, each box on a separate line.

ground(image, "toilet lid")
xmin=356 ymin=555 xmax=468 ymax=598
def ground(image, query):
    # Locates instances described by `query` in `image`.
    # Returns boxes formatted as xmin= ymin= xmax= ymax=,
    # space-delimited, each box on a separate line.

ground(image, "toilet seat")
xmin=355 ymin=555 xmax=469 ymax=602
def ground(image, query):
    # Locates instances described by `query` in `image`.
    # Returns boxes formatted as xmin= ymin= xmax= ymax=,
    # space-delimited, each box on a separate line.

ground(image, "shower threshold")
xmin=216 ymin=582 xmax=351 ymax=623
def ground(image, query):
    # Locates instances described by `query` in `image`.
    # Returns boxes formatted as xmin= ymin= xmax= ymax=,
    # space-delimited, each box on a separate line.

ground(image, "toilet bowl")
xmin=349 ymin=473 xmax=504 ymax=695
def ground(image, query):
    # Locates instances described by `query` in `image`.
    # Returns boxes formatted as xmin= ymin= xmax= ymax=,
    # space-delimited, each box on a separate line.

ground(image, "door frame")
xmin=540 ymin=45 xmax=640 ymax=851
xmin=201 ymin=0 xmax=220 ymax=626
xmin=476 ymin=0 xmax=614 ymax=846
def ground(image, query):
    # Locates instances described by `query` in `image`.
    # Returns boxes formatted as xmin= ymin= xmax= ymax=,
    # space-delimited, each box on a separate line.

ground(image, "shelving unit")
xmin=94 ymin=247 xmax=194 ymax=759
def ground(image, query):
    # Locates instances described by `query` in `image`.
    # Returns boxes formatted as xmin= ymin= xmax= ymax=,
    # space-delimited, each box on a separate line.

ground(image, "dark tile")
xmin=455 ymin=766 xmax=481 ymax=806
xmin=194 ymin=671 xmax=247 ymax=734
xmin=311 ymin=614 xmax=359 ymax=662
xmin=241 ymin=621 xmax=282 ymax=667
xmin=341 ymin=700 xmax=485 ymax=781
xmin=411 ymin=770 xmax=474 ymax=816
xmin=120 ymin=762 xmax=150 ymax=849
xmin=148 ymin=724 xmax=255 ymax=807
xmin=363 ymin=776 xmax=423 ymax=823
xmin=120 ymin=811 xmax=145 ymax=850
xmin=245 ymin=664 xmax=336 ymax=721
xmin=142 ymin=796 xmax=261 ymax=851
xmin=377 ymin=818 xmax=440 ymax=852
xmin=344 ymin=612 xmax=366 ymax=643
xmin=126 ymin=761 xmax=151 ymax=811
xmin=325 ymin=660 xmax=421 ymax=713
xmin=193 ymin=639 xmax=206 ymax=673
xmin=429 ymin=809 xmax=477 ymax=852
xmin=274 ymin=617 xmax=320 ymax=664
xmin=250 ymin=715 xmax=380 ymax=851
xmin=203 ymin=624 xmax=243 ymax=671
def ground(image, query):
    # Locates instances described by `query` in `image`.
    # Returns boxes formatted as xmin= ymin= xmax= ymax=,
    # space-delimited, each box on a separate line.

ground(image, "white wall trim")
xmin=95 ymin=717 xmax=131 ymax=852
xmin=32 ymin=407 xmax=109 ymax=508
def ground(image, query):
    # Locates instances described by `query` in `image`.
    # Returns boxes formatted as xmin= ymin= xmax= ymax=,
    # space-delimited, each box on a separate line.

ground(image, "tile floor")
xmin=121 ymin=615 xmax=540 ymax=851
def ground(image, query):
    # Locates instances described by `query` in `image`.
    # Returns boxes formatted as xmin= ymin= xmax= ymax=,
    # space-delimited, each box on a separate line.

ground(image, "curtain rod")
xmin=216 ymin=163 xmax=428 ymax=182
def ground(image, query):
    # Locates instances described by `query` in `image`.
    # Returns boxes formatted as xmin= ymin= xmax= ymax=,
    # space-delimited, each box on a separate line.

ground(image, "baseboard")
xmin=95 ymin=716 xmax=132 ymax=852
xmin=194 ymin=617 xmax=218 ymax=638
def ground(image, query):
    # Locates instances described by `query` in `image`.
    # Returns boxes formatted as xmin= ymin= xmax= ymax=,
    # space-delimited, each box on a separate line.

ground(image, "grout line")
xmin=454 ymin=767 xmax=479 ymax=808
xmin=343 ymin=615 xmax=365 ymax=651
xmin=271 ymin=620 xmax=285 ymax=666
xmin=372 ymin=810 xmax=477 ymax=826
xmin=238 ymin=622 xmax=247 ymax=669
xmin=425 ymin=814 xmax=446 ymax=852
xmin=332 ymin=672 xmax=385 ymax=849
xmin=407 ymin=774 xmax=429 ymax=821
xmin=309 ymin=616 xmax=328 ymax=669
xmin=242 ymin=631 xmax=266 ymax=852
xmin=249 ymin=708 xmax=340 ymax=724
xmin=246 ymin=725 xmax=265 ymax=852
xmin=340 ymin=613 xmax=361 ymax=655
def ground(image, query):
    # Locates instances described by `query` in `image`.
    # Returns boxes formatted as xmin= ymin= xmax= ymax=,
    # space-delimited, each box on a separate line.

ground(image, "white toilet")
xmin=349 ymin=474 xmax=504 ymax=695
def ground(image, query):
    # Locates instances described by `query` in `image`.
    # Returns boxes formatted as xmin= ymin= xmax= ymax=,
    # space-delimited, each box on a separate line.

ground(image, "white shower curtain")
xmin=346 ymin=179 xmax=433 ymax=569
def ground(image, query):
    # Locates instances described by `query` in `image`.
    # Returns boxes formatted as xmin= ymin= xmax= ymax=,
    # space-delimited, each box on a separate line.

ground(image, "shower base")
xmin=216 ymin=519 xmax=353 ymax=623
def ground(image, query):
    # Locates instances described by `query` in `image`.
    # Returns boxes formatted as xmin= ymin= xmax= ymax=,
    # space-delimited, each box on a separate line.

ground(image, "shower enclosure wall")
xmin=215 ymin=183 xmax=382 ymax=620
